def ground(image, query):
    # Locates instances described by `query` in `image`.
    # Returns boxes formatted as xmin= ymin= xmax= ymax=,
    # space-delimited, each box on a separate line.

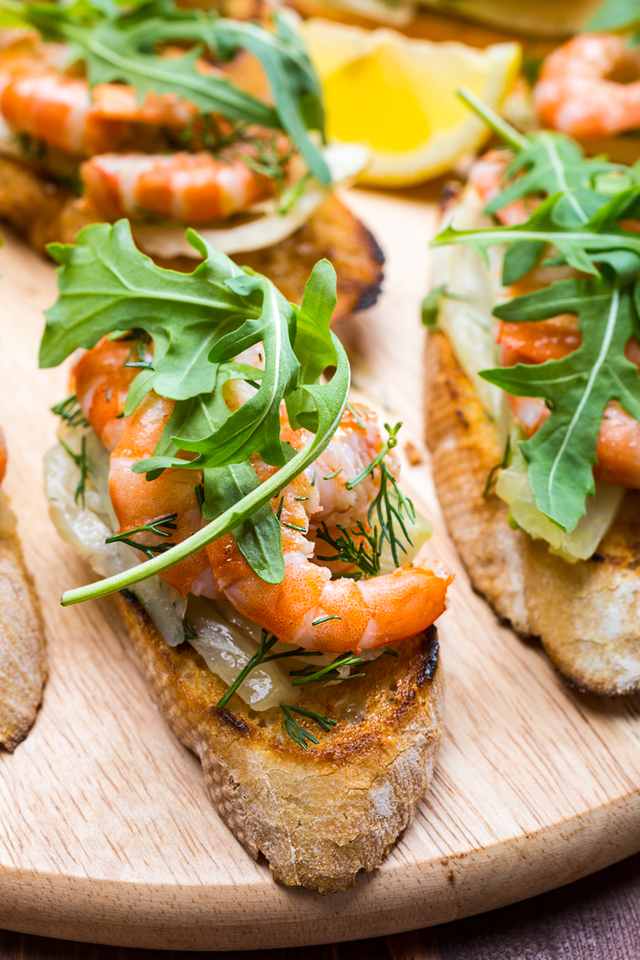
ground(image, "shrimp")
xmin=499 ymin=311 xmax=640 ymax=487
xmin=75 ymin=336 xmax=452 ymax=648
xmin=509 ymin=395 xmax=640 ymax=488
xmin=73 ymin=336 xmax=149 ymax=451
xmin=108 ymin=392 xmax=209 ymax=596
xmin=534 ymin=34 xmax=640 ymax=139
xmin=467 ymin=149 xmax=533 ymax=227
xmin=0 ymin=39 xmax=223 ymax=156
xmin=206 ymin=478 xmax=451 ymax=653
xmin=80 ymin=149 xmax=277 ymax=223
xmin=205 ymin=412 xmax=452 ymax=653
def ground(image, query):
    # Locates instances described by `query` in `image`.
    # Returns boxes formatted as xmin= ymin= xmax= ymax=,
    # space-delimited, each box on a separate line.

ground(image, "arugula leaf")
xmin=433 ymin=187 xmax=640 ymax=279
xmin=481 ymin=277 xmax=640 ymax=531
xmin=585 ymin=0 xmax=640 ymax=32
xmin=203 ymin=462 xmax=284 ymax=584
xmin=286 ymin=258 xmax=337 ymax=429
xmin=40 ymin=218 xmax=350 ymax=602
xmin=484 ymin=134 xmax=623 ymax=228
xmin=42 ymin=220 xmax=301 ymax=469
xmin=0 ymin=0 xmax=330 ymax=184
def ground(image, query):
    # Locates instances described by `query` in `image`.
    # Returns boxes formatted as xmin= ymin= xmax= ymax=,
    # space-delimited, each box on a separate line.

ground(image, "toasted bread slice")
xmin=0 ymin=156 xmax=383 ymax=323
xmin=0 ymin=494 xmax=46 ymax=751
xmin=115 ymin=589 xmax=443 ymax=893
xmin=426 ymin=330 xmax=640 ymax=696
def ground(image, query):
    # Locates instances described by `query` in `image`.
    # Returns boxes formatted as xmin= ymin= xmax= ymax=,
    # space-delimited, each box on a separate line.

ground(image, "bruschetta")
xmin=40 ymin=218 xmax=452 ymax=891
xmin=426 ymin=95 xmax=640 ymax=695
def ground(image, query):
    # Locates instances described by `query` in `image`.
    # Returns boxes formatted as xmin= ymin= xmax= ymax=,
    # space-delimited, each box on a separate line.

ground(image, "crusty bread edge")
xmin=0 ymin=516 xmax=47 ymax=751
xmin=426 ymin=329 xmax=640 ymax=697
xmin=114 ymin=590 xmax=444 ymax=894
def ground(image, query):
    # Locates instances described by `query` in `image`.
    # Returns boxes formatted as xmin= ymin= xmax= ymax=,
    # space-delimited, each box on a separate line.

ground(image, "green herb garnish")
xmin=59 ymin=435 xmax=91 ymax=509
xmin=215 ymin=628 xmax=323 ymax=708
xmin=289 ymin=651 xmax=365 ymax=685
xmin=279 ymin=702 xmax=337 ymax=750
xmin=584 ymin=0 xmax=640 ymax=35
xmin=430 ymin=88 xmax=640 ymax=534
xmin=51 ymin=393 xmax=88 ymax=428
xmin=105 ymin=513 xmax=178 ymax=560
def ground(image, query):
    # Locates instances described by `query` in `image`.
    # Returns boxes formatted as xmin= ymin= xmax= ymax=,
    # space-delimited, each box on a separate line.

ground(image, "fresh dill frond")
xmin=242 ymin=135 xmax=294 ymax=193
xmin=289 ymin=651 xmax=365 ymax=686
xmin=316 ymin=520 xmax=380 ymax=580
xmin=216 ymin=629 xmax=323 ymax=710
xmin=279 ymin=702 xmax=337 ymax=750
xmin=317 ymin=422 xmax=416 ymax=576
xmin=51 ymin=394 xmax=88 ymax=428
xmin=59 ymin=436 xmax=91 ymax=509
xmin=354 ymin=422 xmax=417 ymax=569
xmin=182 ymin=617 xmax=198 ymax=641
xmin=105 ymin=513 xmax=178 ymax=560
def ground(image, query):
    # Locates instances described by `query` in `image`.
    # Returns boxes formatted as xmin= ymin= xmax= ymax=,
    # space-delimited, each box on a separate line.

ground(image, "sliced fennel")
xmin=431 ymin=185 xmax=507 ymax=422
xmin=496 ymin=464 xmax=624 ymax=562
xmin=131 ymin=143 xmax=369 ymax=259
xmin=45 ymin=425 xmax=186 ymax=647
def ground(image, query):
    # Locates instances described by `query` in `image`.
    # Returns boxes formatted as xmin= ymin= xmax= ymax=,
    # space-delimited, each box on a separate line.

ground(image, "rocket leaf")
xmin=481 ymin=277 xmax=640 ymax=531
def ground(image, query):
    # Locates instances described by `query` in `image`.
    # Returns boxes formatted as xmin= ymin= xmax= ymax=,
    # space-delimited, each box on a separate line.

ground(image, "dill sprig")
xmin=279 ymin=703 xmax=337 ymax=750
xmin=317 ymin=422 xmax=416 ymax=577
xmin=105 ymin=513 xmax=178 ymax=560
xmin=216 ymin=629 xmax=324 ymax=709
xmin=289 ymin=651 xmax=365 ymax=685
xmin=242 ymin=135 xmax=294 ymax=193
xmin=51 ymin=394 xmax=88 ymax=428
xmin=59 ymin=436 xmax=91 ymax=508
xmin=316 ymin=520 xmax=380 ymax=580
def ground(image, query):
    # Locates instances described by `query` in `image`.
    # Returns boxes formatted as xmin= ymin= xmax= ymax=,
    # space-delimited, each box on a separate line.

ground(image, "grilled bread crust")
xmin=115 ymin=590 xmax=443 ymax=894
xmin=426 ymin=330 xmax=640 ymax=696
xmin=0 ymin=499 xmax=46 ymax=751
xmin=0 ymin=155 xmax=383 ymax=322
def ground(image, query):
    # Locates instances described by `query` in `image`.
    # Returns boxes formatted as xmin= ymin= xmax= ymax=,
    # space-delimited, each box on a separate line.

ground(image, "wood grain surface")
xmin=1 ymin=185 xmax=640 ymax=951
xmin=2 ymin=850 xmax=640 ymax=957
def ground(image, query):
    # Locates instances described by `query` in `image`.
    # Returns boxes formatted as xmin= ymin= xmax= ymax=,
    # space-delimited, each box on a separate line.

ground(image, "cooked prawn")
xmin=500 ymin=313 xmax=640 ymax=487
xmin=80 ymin=149 xmax=277 ymax=223
xmin=73 ymin=336 xmax=149 ymax=451
xmin=534 ymin=34 xmax=640 ymax=139
xmin=0 ymin=39 xmax=226 ymax=157
xmin=75 ymin=336 xmax=452 ymax=649
xmin=206 ymin=466 xmax=451 ymax=653
xmin=465 ymin=151 xmax=640 ymax=489
xmin=108 ymin=392 xmax=209 ymax=597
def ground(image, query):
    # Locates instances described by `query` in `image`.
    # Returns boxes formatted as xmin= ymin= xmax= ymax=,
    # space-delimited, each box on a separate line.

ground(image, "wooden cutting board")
xmin=1 ymin=187 xmax=640 ymax=952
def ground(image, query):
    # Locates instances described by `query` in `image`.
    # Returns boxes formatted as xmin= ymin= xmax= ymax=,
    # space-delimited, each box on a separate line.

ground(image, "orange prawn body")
xmin=534 ymin=34 xmax=640 ymax=139
xmin=108 ymin=393 xmax=209 ymax=597
xmin=80 ymin=151 xmax=276 ymax=223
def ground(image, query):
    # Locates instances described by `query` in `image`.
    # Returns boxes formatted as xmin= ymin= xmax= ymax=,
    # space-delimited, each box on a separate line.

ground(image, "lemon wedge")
xmin=300 ymin=18 xmax=521 ymax=186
